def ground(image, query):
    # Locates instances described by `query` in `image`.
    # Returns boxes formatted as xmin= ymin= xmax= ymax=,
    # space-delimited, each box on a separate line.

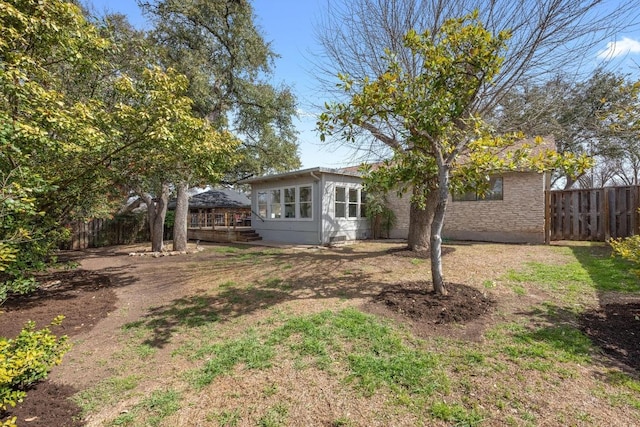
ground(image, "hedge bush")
xmin=610 ymin=235 xmax=640 ymax=268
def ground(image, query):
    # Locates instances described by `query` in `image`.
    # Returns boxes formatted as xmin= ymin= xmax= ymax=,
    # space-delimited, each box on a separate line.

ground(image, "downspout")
xmin=310 ymin=171 xmax=321 ymax=245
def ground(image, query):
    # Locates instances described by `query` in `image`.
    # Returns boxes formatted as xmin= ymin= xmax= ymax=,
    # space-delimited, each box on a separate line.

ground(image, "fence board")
xmin=619 ymin=187 xmax=628 ymax=237
xmin=589 ymin=190 xmax=598 ymax=240
xmin=552 ymin=192 xmax=560 ymax=240
xmin=66 ymin=214 xmax=172 ymax=250
xmin=548 ymin=185 xmax=640 ymax=241
xmin=571 ymin=192 xmax=579 ymax=238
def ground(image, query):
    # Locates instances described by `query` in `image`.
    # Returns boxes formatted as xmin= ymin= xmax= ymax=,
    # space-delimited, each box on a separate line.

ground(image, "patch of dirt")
xmin=374 ymin=281 xmax=495 ymax=323
xmin=2 ymin=381 xmax=83 ymax=427
xmin=0 ymin=269 xmax=118 ymax=427
xmin=0 ymin=269 xmax=117 ymax=338
xmin=366 ymin=281 xmax=496 ymax=341
xmin=580 ymin=302 xmax=640 ymax=371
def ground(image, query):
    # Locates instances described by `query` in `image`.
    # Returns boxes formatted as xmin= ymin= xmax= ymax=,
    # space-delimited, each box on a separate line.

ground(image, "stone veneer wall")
xmin=387 ymin=171 xmax=548 ymax=243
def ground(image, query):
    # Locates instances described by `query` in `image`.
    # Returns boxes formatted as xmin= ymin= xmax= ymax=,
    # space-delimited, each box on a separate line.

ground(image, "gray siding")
xmin=320 ymin=174 xmax=370 ymax=244
xmin=250 ymin=175 xmax=321 ymax=245
xmin=248 ymin=171 xmax=370 ymax=245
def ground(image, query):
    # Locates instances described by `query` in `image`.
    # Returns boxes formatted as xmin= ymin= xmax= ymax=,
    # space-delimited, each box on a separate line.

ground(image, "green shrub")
xmin=1 ymin=316 xmax=70 ymax=424
xmin=365 ymin=192 xmax=396 ymax=239
xmin=1 ymin=417 xmax=16 ymax=427
xmin=610 ymin=235 xmax=640 ymax=268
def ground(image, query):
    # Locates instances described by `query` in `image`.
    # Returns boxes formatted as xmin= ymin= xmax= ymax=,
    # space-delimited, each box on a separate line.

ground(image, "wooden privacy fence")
xmin=67 ymin=214 xmax=171 ymax=249
xmin=547 ymin=185 xmax=640 ymax=241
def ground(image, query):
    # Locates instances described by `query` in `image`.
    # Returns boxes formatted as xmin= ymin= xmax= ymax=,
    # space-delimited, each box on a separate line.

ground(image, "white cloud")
xmin=598 ymin=37 xmax=640 ymax=59
xmin=296 ymin=108 xmax=318 ymax=119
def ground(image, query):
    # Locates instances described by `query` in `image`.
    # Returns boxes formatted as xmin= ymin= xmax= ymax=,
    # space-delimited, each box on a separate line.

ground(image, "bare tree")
xmin=316 ymin=0 xmax=640 ymax=113
xmin=313 ymin=0 xmax=640 ymax=249
xmin=492 ymin=70 xmax=638 ymax=189
xmin=577 ymin=157 xmax=619 ymax=188
xmin=614 ymin=156 xmax=640 ymax=186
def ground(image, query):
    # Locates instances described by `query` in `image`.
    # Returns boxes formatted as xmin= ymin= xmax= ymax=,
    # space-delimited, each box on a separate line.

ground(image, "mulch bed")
xmin=372 ymin=281 xmax=496 ymax=324
xmin=2 ymin=381 xmax=84 ymax=427
xmin=580 ymin=302 xmax=640 ymax=371
xmin=1 ymin=269 xmax=118 ymax=427
xmin=0 ymin=269 xmax=117 ymax=338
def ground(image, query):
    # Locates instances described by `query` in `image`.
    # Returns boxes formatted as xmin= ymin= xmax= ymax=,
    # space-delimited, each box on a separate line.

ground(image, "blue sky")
xmin=85 ymin=1 xmax=640 ymax=169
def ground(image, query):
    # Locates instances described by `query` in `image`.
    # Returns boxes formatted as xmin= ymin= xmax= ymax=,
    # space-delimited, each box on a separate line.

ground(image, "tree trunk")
xmin=430 ymin=165 xmax=450 ymax=296
xmin=408 ymin=201 xmax=430 ymax=251
xmin=372 ymin=214 xmax=382 ymax=239
xmin=173 ymin=181 xmax=189 ymax=251
xmin=563 ymin=175 xmax=575 ymax=190
xmin=407 ymin=186 xmax=438 ymax=251
xmin=140 ymin=182 xmax=170 ymax=252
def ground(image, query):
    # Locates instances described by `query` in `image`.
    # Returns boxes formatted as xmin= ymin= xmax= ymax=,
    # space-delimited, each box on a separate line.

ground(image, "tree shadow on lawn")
xmin=132 ymin=272 xmax=488 ymax=348
xmin=512 ymin=304 xmax=593 ymax=359
xmin=515 ymin=301 xmax=640 ymax=378
xmin=125 ymin=242 xmax=418 ymax=344
xmin=566 ymin=244 xmax=640 ymax=293
xmin=130 ymin=270 xmax=386 ymax=348
xmin=162 ymin=244 xmax=413 ymax=286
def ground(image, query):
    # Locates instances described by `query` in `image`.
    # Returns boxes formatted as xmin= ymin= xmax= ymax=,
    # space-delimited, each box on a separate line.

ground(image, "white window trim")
xmin=335 ymin=185 xmax=367 ymax=221
xmin=335 ymin=186 xmax=347 ymax=218
xmin=257 ymin=184 xmax=314 ymax=221
xmin=257 ymin=191 xmax=268 ymax=218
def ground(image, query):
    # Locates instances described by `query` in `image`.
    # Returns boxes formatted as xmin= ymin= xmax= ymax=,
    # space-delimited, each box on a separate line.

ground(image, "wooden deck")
xmin=187 ymin=227 xmax=262 ymax=243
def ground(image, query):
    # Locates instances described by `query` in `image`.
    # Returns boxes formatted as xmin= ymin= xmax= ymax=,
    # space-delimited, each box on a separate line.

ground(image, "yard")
xmin=2 ymin=240 xmax=640 ymax=426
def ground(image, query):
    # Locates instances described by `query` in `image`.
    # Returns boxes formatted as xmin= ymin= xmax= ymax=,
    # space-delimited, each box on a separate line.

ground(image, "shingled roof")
xmin=169 ymin=189 xmax=251 ymax=210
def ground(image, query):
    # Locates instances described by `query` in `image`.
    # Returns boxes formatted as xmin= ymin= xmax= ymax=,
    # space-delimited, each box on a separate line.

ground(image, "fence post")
xmin=604 ymin=188 xmax=611 ymax=241
xmin=544 ymin=190 xmax=551 ymax=244
xmin=635 ymin=186 xmax=640 ymax=236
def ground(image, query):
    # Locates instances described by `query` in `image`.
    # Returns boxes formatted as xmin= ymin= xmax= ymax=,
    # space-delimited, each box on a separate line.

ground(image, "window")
xmin=335 ymin=187 xmax=346 ymax=218
xmin=485 ymin=177 xmax=503 ymax=200
xmin=453 ymin=176 xmax=503 ymax=201
xmin=257 ymin=185 xmax=313 ymax=220
xmin=257 ymin=191 xmax=267 ymax=217
xmin=299 ymin=186 xmax=312 ymax=218
xmin=190 ymin=212 xmax=199 ymax=228
xmin=335 ymin=186 xmax=367 ymax=220
xmin=348 ymin=188 xmax=358 ymax=217
xmin=214 ymin=213 xmax=225 ymax=225
xmin=270 ymin=189 xmax=281 ymax=218
xmin=189 ymin=211 xmax=212 ymax=228
xmin=284 ymin=187 xmax=296 ymax=218
xmin=360 ymin=190 xmax=367 ymax=217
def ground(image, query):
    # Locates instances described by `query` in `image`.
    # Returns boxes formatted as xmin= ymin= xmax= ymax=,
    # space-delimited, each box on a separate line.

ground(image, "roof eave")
xmin=238 ymin=166 xmax=362 ymax=185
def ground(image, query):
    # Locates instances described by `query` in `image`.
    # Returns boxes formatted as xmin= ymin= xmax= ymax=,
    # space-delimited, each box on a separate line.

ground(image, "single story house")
xmin=239 ymin=139 xmax=554 ymax=245
xmin=239 ymin=167 xmax=370 ymax=245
